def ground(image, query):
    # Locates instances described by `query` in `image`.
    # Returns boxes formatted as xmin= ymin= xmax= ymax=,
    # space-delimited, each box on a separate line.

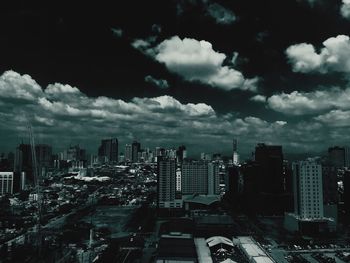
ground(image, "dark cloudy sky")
xmin=1 ymin=0 xmax=350 ymax=157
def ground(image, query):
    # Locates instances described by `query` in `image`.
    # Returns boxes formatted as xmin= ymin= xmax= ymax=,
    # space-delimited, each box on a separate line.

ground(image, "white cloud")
xmin=286 ymin=35 xmax=350 ymax=73
xmin=268 ymin=88 xmax=350 ymax=115
xmin=315 ymin=109 xmax=350 ymax=127
xmin=341 ymin=0 xmax=350 ymax=19
xmin=144 ymin=75 xmax=169 ymax=89
xmin=250 ymin=94 xmax=266 ymax=103
xmin=267 ymin=87 xmax=350 ymax=115
xmin=0 ymin=70 xmax=43 ymax=101
xmin=137 ymin=36 xmax=257 ymax=91
xmin=0 ymin=70 xmax=297 ymax=154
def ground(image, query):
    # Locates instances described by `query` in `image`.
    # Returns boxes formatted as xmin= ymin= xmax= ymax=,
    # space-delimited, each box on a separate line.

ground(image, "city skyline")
xmin=1 ymin=1 xmax=350 ymax=155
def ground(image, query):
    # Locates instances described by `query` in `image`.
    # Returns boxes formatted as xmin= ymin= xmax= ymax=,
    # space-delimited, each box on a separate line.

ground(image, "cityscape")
xmin=0 ymin=139 xmax=350 ymax=262
xmin=2 ymin=0 xmax=350 ymax=262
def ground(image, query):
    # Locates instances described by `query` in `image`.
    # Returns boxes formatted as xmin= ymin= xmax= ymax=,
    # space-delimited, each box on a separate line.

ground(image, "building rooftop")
xmin=183 ymin=194 xmax=220 ymax=206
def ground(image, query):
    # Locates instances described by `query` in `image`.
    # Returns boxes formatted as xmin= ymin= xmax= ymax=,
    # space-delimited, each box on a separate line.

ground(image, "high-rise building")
xmin=157 ymin=157 xmax=181 ymax=208
xmin=207 ymin=162 xmax=220 ymax=195
xmin=181 ymin=161 xmax=220 ymax=195
xmin=345 ymin=147 xmax=350 ymax=168
xmin=292 ymin=160 xmax=324 ymax=219
xmin=328 ymin=146 xmax=345 ymax=168
xmin=344 ymin=170 xmax=350 ymax=218
xmin=255 ymin=143 xmax=284 ymax=194
xmin=322 ymin=165 xmax=338 ymax=205
xmin=35 ymin=144 xmax=52 ymax=168
xmin=284 ymin=160 xmax=336 ymax=234
xmin=176 ymin=145 xmax=187 ymax=163
xmin=98 ymin=138 xmax=118 ymax=163
xmin=232 ymin=139 xmax=239 ymax=165
xmin=14 ymin=144 xmax=33 ymax=182
xmin=0 ymin=172 xmax=14 ymax=195
xmin=182 ymin=161 xmax=208 ymax=195
xmin=225 ymin=165 xmax=241 ymax=196
xmin=125 ymin=144 xmax=132 ymax=162
xmin=132 ymin=141 xmax=141 ymax=163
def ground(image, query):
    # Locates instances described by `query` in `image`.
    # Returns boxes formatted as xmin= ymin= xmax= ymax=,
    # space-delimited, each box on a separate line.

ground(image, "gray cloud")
xmin=206 ymin=3 xmax=236 ymax=25
xmin=176 ymin=0 xmax=237 ymax=25
xmin=144 ymin=75 xmax=169 ymax=89
xmin=111 ymin=27 xmax=123 ymax=38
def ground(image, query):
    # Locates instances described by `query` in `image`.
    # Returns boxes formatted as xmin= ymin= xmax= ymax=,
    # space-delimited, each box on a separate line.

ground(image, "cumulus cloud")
xmin=0 ymin=70 xmax=43 ymax=101
xmin=134 ymin=36 xmax=257 ymax=91
xmin=144 ymin=75 xmax=169 ymax=89
xmin=315 ymin=109 xmax=350 ymax=127
xmin=267 ymin=87 xmax=350 ymax=115
xmin=286 ymin=35 xmax=350 ymax=73
xmin=341 ymin=0 xmax=350 ymax=19
xmin=0 ymin=70 xmax=299 ymax=154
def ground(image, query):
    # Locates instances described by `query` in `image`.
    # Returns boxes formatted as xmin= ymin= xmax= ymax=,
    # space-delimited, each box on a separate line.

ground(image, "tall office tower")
xmin=255 ymin=143 xmax=284 ymax=194
xmin=232 ymin=139 xmax=239 ymax=165
xmin=125 ymin=144 xmax=132 ymax=162
xmin=157 ymin=157 xmax=180 ymax=208
xmin=98 ymin=138 xmax=118 ymax=163
xmin=322 ymin=166 xmax=338 ymax=205
xmin=207 ymin=162 xmax=220 ymax=195
xmin=35 ymin=144 xmax=52 ymax=168
xmin=0 ymin=172 xmax=14 ymax=195
xmin=182 ymin=161 xmax=208 ymax=195
xmin=292 ymin=160 xmax=324 ymax=219
xmin=132 ymin=141 xmax=141 ymax=163
xmin=344 ymin=170 xmax=350 ymax=218
xmin=14 ymin=144 xmax=33 ymax=182
xmin=176 ymin=145 xmax=187 ymax=163
xmin=328 ymin=146 xmax=345 ymax=168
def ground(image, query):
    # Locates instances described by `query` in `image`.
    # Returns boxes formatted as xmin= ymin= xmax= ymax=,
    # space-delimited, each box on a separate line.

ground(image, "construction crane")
xmin=28 ymin=125 xmax=42 ymax=253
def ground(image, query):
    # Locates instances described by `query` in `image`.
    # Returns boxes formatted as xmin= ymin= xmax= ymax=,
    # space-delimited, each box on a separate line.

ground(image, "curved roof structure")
xmin=184 ymin=195 xmax=220 ymax=206
xmin=206 ymin=236 xmax=234 ymax=248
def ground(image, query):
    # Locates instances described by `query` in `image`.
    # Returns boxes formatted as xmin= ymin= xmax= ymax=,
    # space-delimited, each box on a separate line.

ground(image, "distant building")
xmin=125 ymin=144 xmax=132 ymax=162
xmin=176 ymin=145 xmax=187 ymax=163
xmin=0 ymin=172 xmax=14 ymax=195
xmin=225 ymin=165 xmax=241 ymax=196
xmin=35 ymin=144 xmax=52 ymax=168
xmin=328 ymin=146 xmax=345 ymax=168
xmin=157 ymin=157 xmax=182 ymax=209
xmin=98 ymin=138 xmax=118 ymax=163
xmin=344 ymin=170 xmax=350 ymax=219
xmin=232 ymin=139 xmax=239 ymax=165
xmin=255 ymin=143 xmax=284 ymax=194
xmin=132 ymin=141 xmax=141 ymax=163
